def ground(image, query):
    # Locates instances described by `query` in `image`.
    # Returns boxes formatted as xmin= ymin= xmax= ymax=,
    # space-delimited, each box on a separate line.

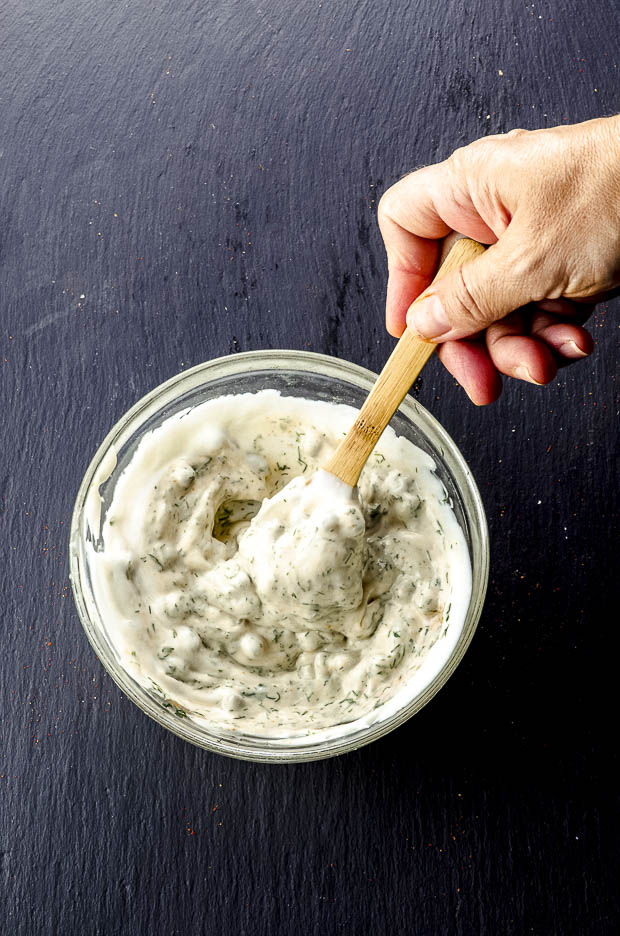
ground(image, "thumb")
xmin=407 ymin=234 xmax=535 ymax=341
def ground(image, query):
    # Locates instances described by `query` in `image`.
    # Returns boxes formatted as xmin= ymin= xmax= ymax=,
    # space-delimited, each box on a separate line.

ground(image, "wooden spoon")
xmin=323 ymin=236 xmax=485 ymax=487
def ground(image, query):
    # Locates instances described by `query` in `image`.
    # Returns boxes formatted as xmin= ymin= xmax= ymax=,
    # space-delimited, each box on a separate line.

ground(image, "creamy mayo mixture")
xmin=90 ymin=391 xmax=471 ymax=738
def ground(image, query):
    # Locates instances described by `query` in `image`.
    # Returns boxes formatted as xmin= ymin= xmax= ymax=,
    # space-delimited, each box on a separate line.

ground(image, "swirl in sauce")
xmin=90 ymin=390 xmax=471 ymax=737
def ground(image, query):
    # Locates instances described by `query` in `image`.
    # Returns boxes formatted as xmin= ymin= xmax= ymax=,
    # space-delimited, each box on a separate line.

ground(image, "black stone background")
xmin=1 ymin=1 xmax=619 ymax=933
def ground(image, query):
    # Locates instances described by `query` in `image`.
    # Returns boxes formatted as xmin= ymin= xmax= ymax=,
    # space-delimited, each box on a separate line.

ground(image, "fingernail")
xmin=407 ymin=295 xmax=451 ymax=339
xmin=558 ymin=340 xmax=589 ymax=358
xmin=515 ymin=365 xmax=546 ymax=386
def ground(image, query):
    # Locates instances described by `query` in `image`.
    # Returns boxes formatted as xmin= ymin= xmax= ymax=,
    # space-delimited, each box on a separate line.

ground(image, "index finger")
xmin=377 ymin=162 xmax=498 ymax=336
xmin=380 ymin=222 xmax=440 ymax=337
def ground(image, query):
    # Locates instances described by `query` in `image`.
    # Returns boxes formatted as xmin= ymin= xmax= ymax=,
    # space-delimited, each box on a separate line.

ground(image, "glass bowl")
xmin=70 ymin=350 xmax=488 ymax=762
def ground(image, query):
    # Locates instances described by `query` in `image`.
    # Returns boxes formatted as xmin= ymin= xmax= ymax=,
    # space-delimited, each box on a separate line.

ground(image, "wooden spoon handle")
xmin=323 ymin=237 xmax=486 ymax=487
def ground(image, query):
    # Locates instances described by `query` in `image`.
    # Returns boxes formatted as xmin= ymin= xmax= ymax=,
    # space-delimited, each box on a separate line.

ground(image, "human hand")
xmin=378 ymin=116 xmax=620 ymax=404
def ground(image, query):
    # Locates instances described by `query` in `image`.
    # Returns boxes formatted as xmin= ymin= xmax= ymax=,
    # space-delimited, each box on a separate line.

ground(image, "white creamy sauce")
xmin=90 ymin=390 xmax=471 ymax=738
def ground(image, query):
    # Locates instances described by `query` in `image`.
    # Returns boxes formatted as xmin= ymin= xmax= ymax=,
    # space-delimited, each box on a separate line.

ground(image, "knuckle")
xmin=378 ymin=166 xmax=425 ymax=220
xmin=447 ymin=138 xmax=493 ymax=190
xmin=505 ymin=127 xmax=528 ymax=141
xmin=446 ymin=143 xmax=472 ymax=175
xmin=448 ymin=128 xmax=529 ymax=178
xmin=377 ymin=186 xmax=398 ymax=225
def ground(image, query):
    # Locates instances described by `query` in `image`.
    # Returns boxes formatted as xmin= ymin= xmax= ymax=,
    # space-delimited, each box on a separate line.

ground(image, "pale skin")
xmin=378 ymin=116 xmax=620 ymax=404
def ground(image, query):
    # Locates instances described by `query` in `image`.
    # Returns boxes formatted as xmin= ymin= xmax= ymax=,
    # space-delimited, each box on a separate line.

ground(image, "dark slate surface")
xmin=2 ymin=1 xmax=619 ymax=933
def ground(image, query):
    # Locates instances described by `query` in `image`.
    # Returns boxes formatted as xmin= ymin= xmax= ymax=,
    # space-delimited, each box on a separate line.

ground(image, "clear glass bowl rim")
xmin=70 ymin=349 xmax=489 ymax=763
